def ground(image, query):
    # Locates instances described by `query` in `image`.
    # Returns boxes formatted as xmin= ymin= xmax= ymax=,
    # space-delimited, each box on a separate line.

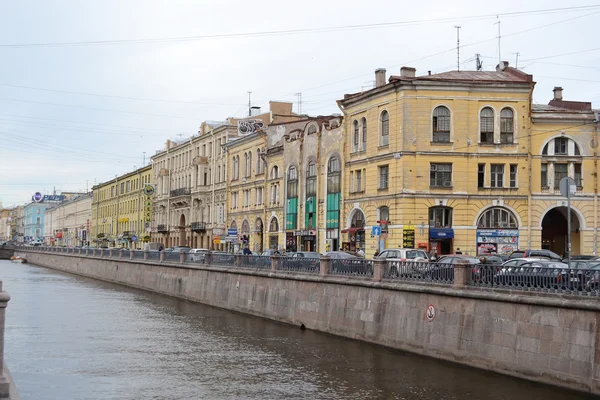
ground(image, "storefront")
xmin=295 ymin=230 xmax=316 ymax=252
xmin=268 ymin=217 xmax=279 ymax=250
xmin=285 ymin=232 xmax=296 ymax=252
xmin=476 ymin=229 xmax=519 ymax=255
xmin=429 ymin=228 xmax=454 ymax=255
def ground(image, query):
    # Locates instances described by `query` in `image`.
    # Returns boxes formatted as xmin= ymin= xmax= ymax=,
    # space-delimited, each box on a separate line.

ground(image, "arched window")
xmin=287 ymin=166 xmax=298 ymax=197
xmin=269 ymin=217 xmax=279 ymax=232
xmin=241 ymin=220 xmax=250 ymax=233
xmin=353 ymin=120 xmax=359 ymax=151
xmin=256 ymin=149 xmax=263 ymax=175
xmin=243 ymin=153 xmax=248 ymax=177
xmin=286 ymin=166 xmax=298 ymax=229
xmin=217 ymin=165 xmax=221 ymax=183
xmin=429 ymin=206 xmax=452 ymax=228
xmin=327 ymin=157 xmax=340 ymax=193
xmin=500 ymin=108 xmax=514 ymax=144
xmin=361 ymin=117 xmax=367 ymax=151
xmin=270 ymin=165 xmax=279 ymax=180
xmin=350 ymin=210 xmax=365 ymax=228
xmin=380 ymin=110 xmax=389 ymax=146
xmin=480 ymin=107 xmax=494 ymax=144
xmin=540 ymin=136 xmax=583 ymax=189
xmin=477 ymin=207 xmax=518 ymax=228
xmin=247 ymin=151 xmax=252 ymax=177
xmin=230 ymin=220 xmax=237 ymax=229
xmin=432 ymin=106 xmax=450 ymax=143
xmin=306 ymin=161 xmax=316 ymax=198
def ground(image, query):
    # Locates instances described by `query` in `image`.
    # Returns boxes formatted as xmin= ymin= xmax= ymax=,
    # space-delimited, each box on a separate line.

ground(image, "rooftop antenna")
xmin=513 ymin=52 xmax=520 ymax=69
xmin=295 ymin=92 xmax=302 ymax=115
xmin=495 ymin=18 xmax=502 ymax=64
xmin=454 ymin=25 xmax=461 ymax=71
xmin=475 ymin=53 xmax=483 ymax=71
xmin=247 ymin=91 xmax=252 ymax=117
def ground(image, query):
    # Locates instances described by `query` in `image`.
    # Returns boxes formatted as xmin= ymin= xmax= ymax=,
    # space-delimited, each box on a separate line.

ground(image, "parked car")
xmin=376 ymin=248 xmax=429 ymax=262
xmin=261 ymin=249 xmax=283 ymax=257
xmin=566 ymin=255 xmax=599 ymax=262
xmin=187 ymin=248 xmax=208 ymax=262
xmin=291 ymin=252 xmax=320 ymax=259
xmin=430 ymin=255 xmax=482 ymax=281
xmin=172 ymin=246 xmax=191 ymax=253
xmin=508 ymin=249 xmax=562 ymax=261
xmin=325 ymin=251 xmax=360 ymax=259
xmin=494 ymin=260 xmax=570 ymax=289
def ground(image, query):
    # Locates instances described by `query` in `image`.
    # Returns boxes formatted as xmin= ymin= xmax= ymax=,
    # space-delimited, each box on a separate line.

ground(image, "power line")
xmin=1 ymin=5 xmax=598 ymax=49
xmin=521 ymin=47 xmax=600 ymax=62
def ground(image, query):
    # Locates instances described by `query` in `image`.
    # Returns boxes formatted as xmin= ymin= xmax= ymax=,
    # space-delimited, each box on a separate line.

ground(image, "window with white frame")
xmin=380 ymin=110 xmax=389 ymax=146
xmin=480 ymin=108 xmax=494 ymax=144
xmin=378 ymin=165 xmax=389 ymax=189
xmin=352 ymin=120 xmax=359 ymax=152
xmin=430 ymin=163 xmax=452 ymax=187
xmin=500 ymin=108 xmax=514 ymax=144
xmin=490 ymin=164 xmax=504 ymax=188
xmin=361 ymin=117 xmax=367 ymax=151
xmin=432 ymin=106 xmax=450 ymax=143
xmin=509 ymin=164 xmax=517 ymax=188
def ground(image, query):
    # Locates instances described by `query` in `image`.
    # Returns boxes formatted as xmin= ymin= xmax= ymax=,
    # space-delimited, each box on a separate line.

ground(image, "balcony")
xmin=190 ymin=222 xmax=206 ymax=232
xmin=157 ymin=224 xmax=169 ymax=233
xmin=170 ymin=188 xmax=191 ymax=197
xmin=192 ymin=156 xmax=209 ymax=165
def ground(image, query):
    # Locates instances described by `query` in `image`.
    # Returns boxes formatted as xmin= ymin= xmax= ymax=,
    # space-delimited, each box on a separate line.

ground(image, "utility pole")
xmin=495 ymin=19 xmax=502 ymax=64
xmin=295 ymin=92 xmax=302 ymax=115
xmin=454 ymin=25 xmax=461 ymax=71
xmin=247 ymin=91 xmax=252 ymax=117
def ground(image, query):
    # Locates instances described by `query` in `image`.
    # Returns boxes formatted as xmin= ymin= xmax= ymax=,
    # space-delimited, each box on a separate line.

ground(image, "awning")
xmin=429 ymin=228 xmax=454 ymax=239
xmin=341 ymin=227 xmax=364 ymax=233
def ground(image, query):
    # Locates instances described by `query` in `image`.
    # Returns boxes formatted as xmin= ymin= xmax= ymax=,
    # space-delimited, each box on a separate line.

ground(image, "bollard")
xmin=204 ymin=251 xmax=212 ymax=266
xmin=270 ymin=254 xmax=280 ymax=272
xmin=100 ymin=249 xmax=104 ymax=258
xmin=109 ymin=249 xmax=114 ymax=258
xmin=234 ymin=254 xmax=242 ymax=268
xmin=144 ymin=250 xmax=149 ymax=261
xmin=119 ymin=249 xmax=124 ymax=259
xmin=130 ymin=249 xmax=134 ymax=260
xmin=453 ymin=262 xmax=472 ymax=288
xmin=179 ymin=251 xmax=185 ymax=264
xmin=319 ymin=255 xmax=331 ymax=277
xmin=92 ymin=248 xmax=96 ymax=257
xmin=159 ymin=251 xmax=165 ymax=263
xmin=0 ymin=282 xmax=11 ymax=398
xmin=372 ymin=259 xmax=386 ymax=282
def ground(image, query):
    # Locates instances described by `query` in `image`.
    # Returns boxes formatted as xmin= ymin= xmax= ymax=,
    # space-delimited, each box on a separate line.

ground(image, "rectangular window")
xmin=286 ymin=198 xmax=298 ymax=230
xmin=541 ymin=163 xmax=548 ymax=188
xmin=478 ymin=164 xmax=485 ymax=188
xmin=256 ymin=187 xmax=264 ymax=205
xmin=491 ymin=164 xmax=504 ymax=188
xmin=126 ymin=181 xmax=131 ymax=192
xmin=509 ymin=164 xmax=517 ymax=188
xmin=232 ymin=192 xmax=238 ymax=209
xmin=379 ymin=165 xmax=389 ymax=189
xmin=554 ymin=164 xmax=568 ymax=189
xmin=350 ymin=171 xmax=354 ymax=193
xmin=202 ymin=145 xmax=206 ymax=156
xmin=36 ymin=217 xmax=40 ymax=225
xmin=356 ymin=170 xmax=362 ymax=192
xmin=575 ymin=163 xmax=582 ymax=187
xmin=430 ymin=163 xmax=452 ymax=187
xmin=554 ymin=138 xmax=568 ymax=155
xmin=500 ymin=131 xmax=513 ymax=144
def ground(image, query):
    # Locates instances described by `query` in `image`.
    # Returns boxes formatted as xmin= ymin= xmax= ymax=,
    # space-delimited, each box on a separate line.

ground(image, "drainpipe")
xmin=316 ymin=126 xmax=322 ymax=253
xmin=527 ymin=84 xmax=534 ymax=248
xmin=594 ymin=112 xmax=599 ymax=255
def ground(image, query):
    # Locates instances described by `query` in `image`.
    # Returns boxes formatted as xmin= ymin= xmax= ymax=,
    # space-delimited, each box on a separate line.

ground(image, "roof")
xmin=548 ymin=99 xmax=592 ymax=112
xmin=388 ymin=67 xmax=533 ymax=84
xmin=532 ymin=104 xmax=594 ymax=114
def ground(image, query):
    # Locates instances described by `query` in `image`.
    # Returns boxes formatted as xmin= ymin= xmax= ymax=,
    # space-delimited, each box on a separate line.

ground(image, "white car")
xmin=376 ymin=248 xmax=429 ymax=262
xmin=188 ymin=248 xmax=209 ymax=262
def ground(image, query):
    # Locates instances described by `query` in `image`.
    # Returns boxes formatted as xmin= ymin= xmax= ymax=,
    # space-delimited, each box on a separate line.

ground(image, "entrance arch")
xmin=343 ymin=208 xmax=365 ymax=252
xmin=541 ymin=207 xmax=581 ymax=256
xmin=179 ymin=214 xmax=186 ymax=247
xmin=255 ymin=218 xmax=264 ymax=252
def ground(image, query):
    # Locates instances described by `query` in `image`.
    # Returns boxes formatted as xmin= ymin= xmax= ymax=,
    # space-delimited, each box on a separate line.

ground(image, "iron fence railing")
xmin=146 ymin=251 xmax=160 ymax=261
xmin=164 ymin=251 xmax=181 ymax=262
xmin=384 ymin=261 xmax=454 ymax=284
xmin=240 ymin=255 xmax=272 ymax=269
xmin=185 ymin=252 xmax=207 ymax=264
xmin=133 ymin=250 xmax=146 ymax=260
xmin=330 ymin=258 xmax=373 ymax=277
xmin=210 ymin=253 xmax=235 ymax=266
xmin=278 ymin=256 xmax=320 ymax=273
xmin=471 ymin=264 xmax=600 ymax=296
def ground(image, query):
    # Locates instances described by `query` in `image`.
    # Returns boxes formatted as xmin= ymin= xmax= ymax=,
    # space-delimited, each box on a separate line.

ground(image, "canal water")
xmin=0 ymin=261 xmax=593 ymax=400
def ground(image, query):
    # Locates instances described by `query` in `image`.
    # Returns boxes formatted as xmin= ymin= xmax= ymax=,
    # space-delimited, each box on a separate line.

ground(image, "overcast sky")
xmin=0 ymin=0 xmax=599 ymax=207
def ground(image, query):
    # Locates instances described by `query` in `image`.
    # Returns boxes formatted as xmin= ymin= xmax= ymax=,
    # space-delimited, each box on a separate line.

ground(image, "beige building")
xmin=0 ymin=208 xmax=11 ymax=242
xmin=44 ymin=193 xmax=93 ymax=246
xmin=152 ymin=101 xmax=296 ymax=250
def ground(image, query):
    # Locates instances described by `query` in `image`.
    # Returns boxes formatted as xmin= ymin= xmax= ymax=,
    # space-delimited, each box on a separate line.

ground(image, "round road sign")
xmin=426 ymin=304 xmax=436 ymax=322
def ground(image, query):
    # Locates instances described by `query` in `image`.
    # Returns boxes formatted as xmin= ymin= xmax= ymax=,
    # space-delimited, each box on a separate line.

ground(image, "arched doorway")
xmin=476 ymin=207 xmax=519 ymax=256
xmin=255 ymin=218 xmax=264 ymax=252
xmin=241 ymin=219 xmax=250 ymax=249
xmin=269 ymin=217 xmax=279 ymax=250
xmin=343 ymin=209 xmax=365 ymax=252
xmin=179 ymin=214 xmax=186 ymax=247
xmin=541 ymin=207 xmax=581 ymax=256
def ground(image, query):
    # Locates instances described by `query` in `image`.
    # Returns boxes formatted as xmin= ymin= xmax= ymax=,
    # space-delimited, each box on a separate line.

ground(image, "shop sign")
xmin=403 ymin=226 xmax=415 ymax=248
xmin=213 ymin=228 xmax=222 ymax=235
xmin=213 ymin=238 xmax=221 ymax=244
xmin=293 ymin=230 xmax=316 ymax=236
xmin=476 ymin=229 xmax=519 ymax=237
xmin=118 ymin=217 xmax=129 ymax=223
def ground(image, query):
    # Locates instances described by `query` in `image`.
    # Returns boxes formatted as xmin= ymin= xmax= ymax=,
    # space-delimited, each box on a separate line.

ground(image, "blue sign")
xmin=429 ymin=228 xmax=454 ymax=239
xmin=131 ymin=235 xmax=138 ymax=242
xmin=227 ymin=228 xmax=238 ymax=236
xmin=31 ymin=193 xmax=66 ymax=203
xmin=476 ymin=229 xmax=519 ymax=237
xmin=371 ymin=226 xmax=381 ymax=236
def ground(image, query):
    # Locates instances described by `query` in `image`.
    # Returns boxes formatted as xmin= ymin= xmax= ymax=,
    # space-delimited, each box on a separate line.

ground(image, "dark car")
xmin=494 ymin=260 xmax=570 ymax=289
xmin=508 ymin=249 xmax=562 ymax=261
xmin=568 ymin=260 xmax=600 ymax=291
xmin=430 ymin=255 xmax=482 ymax=282
xmin=567 ymin=255 xmax=600 ymax=262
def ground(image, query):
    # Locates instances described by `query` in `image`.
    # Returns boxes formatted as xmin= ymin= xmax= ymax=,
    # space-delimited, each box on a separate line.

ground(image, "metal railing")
xmin=147 ymin=251 xmax=160 ymax=261
xmin=384 ymin=261 xmax=454 ymax=284
xmin=278 ymin=256 xmax=320 ymax=273
xmin=170 ymin=188 xmax=191 ymax=197
xmin=240 ymin=255 xmax=271 ymax=269
xmin=133 ymin=250 xmax=145 ymax=260
xmin=164 ymin=251 xmax=181 ymax=262
xmin=330 ymin=258 xmax=373 ymax=277
xmin=210 ymin=253 xmax=235 ymax=266
xmin=470 ymin=264 xmax=600 ymax=296
xmin=185 ymin=252 xmax=207 ymax=263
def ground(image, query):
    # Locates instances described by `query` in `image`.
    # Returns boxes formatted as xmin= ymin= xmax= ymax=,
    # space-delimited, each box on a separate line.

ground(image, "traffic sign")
xmin=559 ymin=177 xmax=577 ymax=198
xmin=131 ymin=235 xmax=138 ymax=242
xmin=228 ymin=228 xmax=238 ymax=236
xmin=425 ymin=304 xmax=436 ymax=322
xmin=371 ymin=226 xmax=381 ymax=236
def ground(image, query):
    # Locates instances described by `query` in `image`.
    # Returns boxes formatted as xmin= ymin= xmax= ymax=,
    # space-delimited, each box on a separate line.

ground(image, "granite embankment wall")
xmin=17 ymin=250 xmax=600 ymax=395
xmin=0 ymin=249 xmax=13 ymax=260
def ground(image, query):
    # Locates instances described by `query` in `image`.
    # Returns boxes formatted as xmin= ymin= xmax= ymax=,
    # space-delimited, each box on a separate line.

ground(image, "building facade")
xmin=152 ymin=101 xmax=297 ymax=250
xmin=12 ymin=205 xmax=24 ymax=242
xmin=24 ymin=202 xmax=49 ymax=242
xmin=0 ymin=208 xmax=11 ymax=242
xmin=44 ymin=193 xmax=93 ymax=246
xmin=226 ymin=116 xmax=343 ymax=253
xmin=337 ymin=63 xmax=599 ymax=256
xmin=91 ymin=166 xmax=153 ymax=248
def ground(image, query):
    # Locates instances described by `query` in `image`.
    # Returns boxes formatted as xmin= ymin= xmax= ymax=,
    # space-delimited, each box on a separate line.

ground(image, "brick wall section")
xmin=17 ymin=250 xmax=600 ymax=395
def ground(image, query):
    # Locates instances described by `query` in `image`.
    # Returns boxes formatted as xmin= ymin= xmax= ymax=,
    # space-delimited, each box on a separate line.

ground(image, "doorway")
xmin=541 ymin=207 xmax=580 ymax=256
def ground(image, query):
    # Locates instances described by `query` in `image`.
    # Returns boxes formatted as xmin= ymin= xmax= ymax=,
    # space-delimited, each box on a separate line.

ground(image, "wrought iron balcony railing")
xmin=190 ymin=222 xmax=206 ymax=232
xmin=170 ymin=188 xmax=191 ymax=197
xmin=157 ymin=224 xmax=169 ymax=233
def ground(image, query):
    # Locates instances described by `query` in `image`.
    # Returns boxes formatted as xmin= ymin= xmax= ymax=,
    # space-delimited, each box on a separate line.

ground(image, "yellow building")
xmin=337 ymin=63 xmax=599 ymax=257
xmin=91 ymin=165 xmax=153 ymax=248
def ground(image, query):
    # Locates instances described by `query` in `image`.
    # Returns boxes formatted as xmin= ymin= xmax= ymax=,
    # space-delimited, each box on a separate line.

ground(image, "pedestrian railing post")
xmin=179 ymin=251 xmax=185 ymax=264
xmin=144 ymin=250 xmax=149 ymax=261
xmin=159 ymin=251 xmax=165 ymax=262
xmin=319 ymin=255 xmax=331 ymax=277
xmin=373 ymin=259 xmax=386 ymax=282
xmin=129 ymin=249 xmax=134 ymax=260
xmin=0 ymin=282 xmax=11 ymax=398
xmin=270 ymin=254 xmax=279 ymax=272
xmin=453 ymin=263 xmax=471 ymax=287
xmin=234 ymin=254 xmax=242 ymax=268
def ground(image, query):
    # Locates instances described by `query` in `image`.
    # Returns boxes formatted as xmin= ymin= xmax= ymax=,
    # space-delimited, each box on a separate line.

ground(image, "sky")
xmin=0 ymin=0 xmax=599 ymax=207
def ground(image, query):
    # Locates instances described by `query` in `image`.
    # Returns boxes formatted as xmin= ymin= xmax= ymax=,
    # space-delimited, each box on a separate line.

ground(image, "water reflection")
xmin=1 ymin=261 xmax=591 ymax=400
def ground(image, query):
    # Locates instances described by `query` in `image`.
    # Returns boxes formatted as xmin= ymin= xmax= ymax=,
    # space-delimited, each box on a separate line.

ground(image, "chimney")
xmin=375 ymin=68 xmax=386 ymax=87
xmin=400 ymin=67 xmax=416 ymax=78
xmin=553 ymin=86 xmax=563 ymax=101
xmin=166 ymin=139 xmax=171 ymax=150
xmin=496 ymin=61 xmax=509 ymax=71
xmin=250 ymin=106 xmax=261 ymax=116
